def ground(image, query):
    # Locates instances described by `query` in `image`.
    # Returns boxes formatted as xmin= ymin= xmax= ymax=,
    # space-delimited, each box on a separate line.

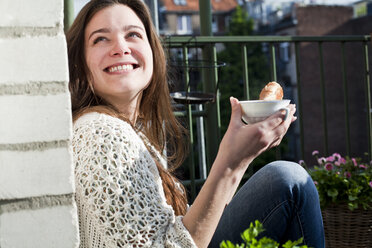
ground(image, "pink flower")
xmin=326 ymin=156 xmax=334 ymax=162
xmin=298 ymin=160 xmax=305 ymax=165
xmin=359 ymin=164 xmax=367 ymax=169
xmin=314 ymin=181 xmax=318 ymax=185
xmin=334 ymin=161 xmax=341 ymax=166
xmin=339 ymin=157 xmax=346 ymax=164
xmin=332 ymin=153 xmax=341 ymax=160
xmin=344 ymin=172 xmax=351 ymax=178
xmin=318 ymin=157 xmax=326 ymax=164
xmin=352 ymin=158 xmax=357 ymax=166
xmin=369 ymin=181 xmax=372 ymax=188
xmin=312 ymin=150 xmax=319 ymax=156
xmin=325 ymin=163 xmax=333 ymax=171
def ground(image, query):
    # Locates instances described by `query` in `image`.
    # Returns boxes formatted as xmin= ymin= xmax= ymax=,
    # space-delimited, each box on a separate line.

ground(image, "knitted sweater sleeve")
xmin=73 ymin=113 xmax=197 ymax=248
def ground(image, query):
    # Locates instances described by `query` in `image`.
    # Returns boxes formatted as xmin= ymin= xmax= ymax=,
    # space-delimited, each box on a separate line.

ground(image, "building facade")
xmin=159 ymin=0 xmax=238 ymax=35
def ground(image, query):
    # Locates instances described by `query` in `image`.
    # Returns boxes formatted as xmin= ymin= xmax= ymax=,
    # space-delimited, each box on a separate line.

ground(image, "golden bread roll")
xmin=259 ymin=82 xmax=283 ymax=100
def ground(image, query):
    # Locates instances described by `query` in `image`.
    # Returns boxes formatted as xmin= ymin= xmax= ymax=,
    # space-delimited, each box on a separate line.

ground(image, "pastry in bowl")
xmin=239 ymin=82 xmax=290 ymax=124
xmin=259 ymin=81 xmax=283 ymax=100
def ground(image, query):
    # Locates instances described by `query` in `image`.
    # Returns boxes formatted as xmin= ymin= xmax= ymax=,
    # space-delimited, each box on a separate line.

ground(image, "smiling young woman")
xmin=84 ymin=4 xmax=153 ymax=122
xmin=66 ymin=0 xmax=325 ymax=247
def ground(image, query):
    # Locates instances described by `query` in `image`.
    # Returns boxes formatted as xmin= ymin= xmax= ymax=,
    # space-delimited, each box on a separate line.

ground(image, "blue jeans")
xmin=208 ymin=161 xmax=325 ymax=248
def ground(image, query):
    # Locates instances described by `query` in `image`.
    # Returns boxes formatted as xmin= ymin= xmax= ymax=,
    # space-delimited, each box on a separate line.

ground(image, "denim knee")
xmin=208 ymin=160 xmax=324 ymax=248
xmin=266 ymin=161 xmax=318 ymax=202
xmin=264 ymin=161 xmax=310 ymax=184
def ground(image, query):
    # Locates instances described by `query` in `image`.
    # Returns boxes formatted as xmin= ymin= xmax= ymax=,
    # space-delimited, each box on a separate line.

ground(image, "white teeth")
xmin=108 ymin=64 xmax=134 ymax=73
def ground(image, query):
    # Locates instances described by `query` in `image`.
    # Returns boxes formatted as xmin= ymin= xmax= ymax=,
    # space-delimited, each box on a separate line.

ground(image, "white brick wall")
xmin=0 ymin=205 xmax=78 ymax=248
xmin=0 ymin=0 xmax=63 ymax=27
xmin=0 ymin=35 xmax=69 ymax=83
xmin=0 ymin=148 xmax=74 ymax=199
xmin=0 ymin=0 xmax=79 ymax=247
xmin=0 ymin=94 xmax=72 ymax=144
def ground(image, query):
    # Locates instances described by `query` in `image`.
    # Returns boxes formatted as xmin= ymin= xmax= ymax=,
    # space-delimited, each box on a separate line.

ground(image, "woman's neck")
xmin=109 ymin=93 xmax=142 ymax=124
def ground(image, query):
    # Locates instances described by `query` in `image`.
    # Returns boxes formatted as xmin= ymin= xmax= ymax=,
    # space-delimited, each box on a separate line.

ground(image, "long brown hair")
xmin=66 ymin=0 xmax=188 ymax=215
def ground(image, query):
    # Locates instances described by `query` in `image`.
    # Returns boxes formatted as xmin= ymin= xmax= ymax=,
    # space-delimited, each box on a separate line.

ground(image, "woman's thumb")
xmin=229 ymin=97 xmax=242 ymax=124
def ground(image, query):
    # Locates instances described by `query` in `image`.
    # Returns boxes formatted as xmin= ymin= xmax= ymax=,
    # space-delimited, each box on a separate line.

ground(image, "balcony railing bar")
xmin=182 ymin=45 xmax=197 ymax=199
xmin=242 ymin=44 xmax=250 ymax=100
xmin=196 ymin=104 xmax=207 ymax=180
xmin=363 ymin=42 xmax=372 ymax=160
xmin=174 ymin=110 xmax=207 ymax=117
xmin=203 ymin=45 xmax=221 ymax=172
xmin=164 ymin=35 xmax=371 ymax=44
xmin=182 ymin=178 xmax=205 ymax=187
xmin=318 ymin=42 xmax=329 ymax=156
xmin=341 ymin=42 xmax=351 ymax=156
xmin=295 ymin=42 xmax=305 ymax=159
xmin=270 ymin=43 xmax=277 ymax=82
xmin=269 ymin=43 xmax=282 ymax=159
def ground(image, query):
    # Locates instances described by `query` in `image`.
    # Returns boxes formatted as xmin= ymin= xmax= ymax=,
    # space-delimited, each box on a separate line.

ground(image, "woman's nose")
xmin=110 ymin=38 xmax=131 ymax=56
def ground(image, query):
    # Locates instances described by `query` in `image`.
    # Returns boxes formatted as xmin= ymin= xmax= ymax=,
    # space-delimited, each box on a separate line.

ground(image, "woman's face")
xmin=84 ymin=4 xmax=153 ymax=110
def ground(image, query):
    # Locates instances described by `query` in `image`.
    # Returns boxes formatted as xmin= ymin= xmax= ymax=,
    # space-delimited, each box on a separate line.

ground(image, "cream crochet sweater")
xmin=73 ymin=112 xmax=197 ymax=248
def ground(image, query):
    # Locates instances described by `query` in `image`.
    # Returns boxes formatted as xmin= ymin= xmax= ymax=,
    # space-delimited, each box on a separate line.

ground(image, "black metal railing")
xmin=164 ymin=35 xmax=372 ymax=200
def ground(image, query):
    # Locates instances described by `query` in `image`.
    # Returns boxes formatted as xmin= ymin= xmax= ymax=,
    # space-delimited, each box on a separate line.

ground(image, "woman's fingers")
xmin=261 ymin=104 xmax=296 ymax=130
xmin=266 ymin=104 xmax=297 ymax=148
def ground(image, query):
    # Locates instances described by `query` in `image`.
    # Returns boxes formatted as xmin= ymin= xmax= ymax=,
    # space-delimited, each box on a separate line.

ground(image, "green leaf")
xmin=348 ymin=202 xmax=358 ymax=210
xmin=348 ymin=195 xmax=358 ymax=201
xmin=257 ymin=237 xmax=279 ymax=248
xmin=327 ymin=188 xmax=338 ymax=197
xmin=282 ymin=237 xmax=304 ymax=248
xmin=220 ymin=240 xmax=241 ymax=248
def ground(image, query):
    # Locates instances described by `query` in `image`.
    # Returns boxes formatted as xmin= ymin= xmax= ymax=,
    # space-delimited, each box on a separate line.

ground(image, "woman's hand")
xmin=216 ymin=97 xmax=297 ymax=172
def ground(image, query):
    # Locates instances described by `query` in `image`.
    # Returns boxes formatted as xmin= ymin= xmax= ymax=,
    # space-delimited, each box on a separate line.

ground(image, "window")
xmin=177 ymin=15 xmax=192 ymax=34
xmin=173 ymin=0 xmax=186 ymax=6
xmin=279 ymin=42 xmax=290 ymax=63
xmin=212 ymin=16 xmax=218 ymax=33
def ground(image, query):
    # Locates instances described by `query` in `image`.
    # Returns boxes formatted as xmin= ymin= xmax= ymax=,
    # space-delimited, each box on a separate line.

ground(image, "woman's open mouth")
xmin=104 ymin=63 xmax=139 ymax=73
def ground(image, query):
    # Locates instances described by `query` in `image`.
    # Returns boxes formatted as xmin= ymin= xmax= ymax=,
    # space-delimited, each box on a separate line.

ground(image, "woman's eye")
xmin=93 ymin=37 xmax=107 ymax=44
xmin=127 ymin=32 xmax=142 ymax=39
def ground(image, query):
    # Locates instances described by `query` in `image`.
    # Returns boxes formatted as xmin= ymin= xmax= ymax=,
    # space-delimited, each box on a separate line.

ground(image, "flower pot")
xmin=322 ymin=204 xmax=372 ymax=248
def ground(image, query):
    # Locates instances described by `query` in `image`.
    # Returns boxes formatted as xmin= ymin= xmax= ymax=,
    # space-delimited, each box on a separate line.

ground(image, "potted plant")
xmin=300 ymin=151 xmax=372 ymax=247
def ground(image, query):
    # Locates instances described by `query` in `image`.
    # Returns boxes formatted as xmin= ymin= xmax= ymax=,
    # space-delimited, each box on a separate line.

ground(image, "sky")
xmin=74 ymin=0 xmax=89 ymax=17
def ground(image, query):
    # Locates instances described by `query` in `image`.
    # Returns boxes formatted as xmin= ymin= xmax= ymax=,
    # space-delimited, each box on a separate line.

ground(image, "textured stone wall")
xmin=0 ymin=0 xmax=79 ymax=247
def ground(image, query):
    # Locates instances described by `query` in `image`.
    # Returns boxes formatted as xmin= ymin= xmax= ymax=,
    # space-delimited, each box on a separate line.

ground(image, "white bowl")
xmin=239 ymin=99 xmax=291 ymax=124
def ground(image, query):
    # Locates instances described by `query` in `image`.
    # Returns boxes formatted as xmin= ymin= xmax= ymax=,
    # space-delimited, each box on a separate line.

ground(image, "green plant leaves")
xmin=220 ymin=221 xmax=308 ymax=248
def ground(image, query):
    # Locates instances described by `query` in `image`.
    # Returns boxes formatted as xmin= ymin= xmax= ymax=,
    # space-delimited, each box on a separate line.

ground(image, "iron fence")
xmin=164 ymin=35 xmax=372 ymax=200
